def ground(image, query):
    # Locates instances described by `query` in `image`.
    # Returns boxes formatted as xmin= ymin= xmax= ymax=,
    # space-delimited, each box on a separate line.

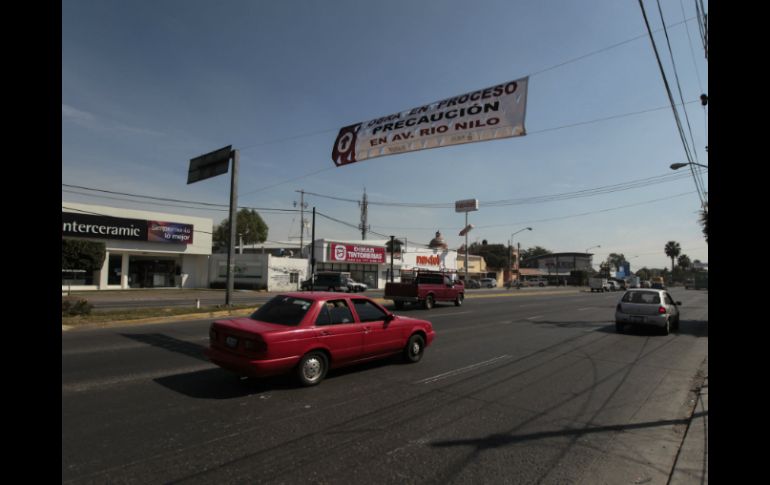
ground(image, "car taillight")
xmin=658 ymin=306 xmax=667 ymax=314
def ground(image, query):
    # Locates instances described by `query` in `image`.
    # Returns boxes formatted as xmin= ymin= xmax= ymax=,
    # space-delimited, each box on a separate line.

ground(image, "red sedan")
xmin=206 ymin=292 xmax=435 ymax=386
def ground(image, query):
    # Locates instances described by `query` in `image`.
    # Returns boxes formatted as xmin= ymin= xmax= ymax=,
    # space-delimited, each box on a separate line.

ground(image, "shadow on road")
xmin=154 ymin=368 xmax=297 ymax=399
xmin=430 ymin=412 xmax=706 ymax=450
xmin=120 ymin=333 xmax=210 ymax=362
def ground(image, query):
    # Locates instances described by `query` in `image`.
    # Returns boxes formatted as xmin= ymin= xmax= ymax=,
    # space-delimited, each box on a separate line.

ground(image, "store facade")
xmin=310 ymin=239 xmax=459 ymax=289
xmin=62 ymin=202 xmax=213 ymax=290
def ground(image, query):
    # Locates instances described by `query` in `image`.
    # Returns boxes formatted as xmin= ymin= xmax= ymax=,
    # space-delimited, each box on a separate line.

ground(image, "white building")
xmin=310 ymin=238 xmax=459 ymax=289
xmin=208 ymin=253 xmax=309 ymax=292
xmin=62 ymin=202 xmax=213 ymax=290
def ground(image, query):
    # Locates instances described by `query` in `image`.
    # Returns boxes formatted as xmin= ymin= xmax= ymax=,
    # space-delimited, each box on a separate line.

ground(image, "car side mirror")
xmin=385 ymin=313 xmax=395 ymax=323
xmin=676 ymin=301 xmax=682 ymax=306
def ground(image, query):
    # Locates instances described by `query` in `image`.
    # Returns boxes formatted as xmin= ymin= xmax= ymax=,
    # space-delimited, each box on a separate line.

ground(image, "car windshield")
xmin=250 ymin=296 xmax=313 ymax=325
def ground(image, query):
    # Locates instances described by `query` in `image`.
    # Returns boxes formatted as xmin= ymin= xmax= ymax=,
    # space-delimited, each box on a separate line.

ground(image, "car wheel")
xmin=404 ymin=334 xmax=425 ymax=363
xmin=296 ymin=351 xmax=328 ymax=386
xmin=394 ymin=301 xmax=404 ymax=310
xmin=662 ymin=319 xmax=671 ymax=336
xmin=455 ymin=293 xmax=463 ymax=307
xmin=424 ymin=295 xmax=434 ymax=310
xmin=615 ymin=321 xmax=624 ymax=333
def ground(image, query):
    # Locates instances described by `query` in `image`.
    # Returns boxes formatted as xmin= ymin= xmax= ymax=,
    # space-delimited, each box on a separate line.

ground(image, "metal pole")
xmin=517 ymin=241 xmax=521 ymax=286
xmin=390 ymin=235 xmax=395 ymax=283
xmin=464 ymin=212 xmax=469 ymax=282
xmin=299 ymin=190 xmax=305 ymax=257
xmin=225 ymin=150 xmax=238 ymax=306
xmin=310 ymin=207 xmax=316 ymax=291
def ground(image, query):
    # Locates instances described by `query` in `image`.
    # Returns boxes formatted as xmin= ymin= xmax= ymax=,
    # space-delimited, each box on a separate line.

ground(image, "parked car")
xmin=346 ymin=278 xmax=368 ymax=292
xmin=614 ymin=289 xmax=681 ymax=335
xmin=480 ymin=278 xmax=497 ymax=288
xmin=301 ymin=272 xmax=365 ymax=292
xmin=207 ymin=293 xmax=435 ymax=386
xmin=465 ymin=279 xmax=481 ymax=289
xmin=607 ymin=280 xmax=619 ymax=291
xmin=640 ymin=280 xmax=652 ymax=288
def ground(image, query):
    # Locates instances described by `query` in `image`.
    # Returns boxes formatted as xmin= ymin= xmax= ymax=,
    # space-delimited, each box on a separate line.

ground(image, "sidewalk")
xmin=670 ymin=373 xmax=708 ymax=484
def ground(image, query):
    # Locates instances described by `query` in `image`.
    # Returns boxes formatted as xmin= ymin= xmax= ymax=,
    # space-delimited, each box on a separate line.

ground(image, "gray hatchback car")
xmin=615 ymin=289 xmax=681 ymax=335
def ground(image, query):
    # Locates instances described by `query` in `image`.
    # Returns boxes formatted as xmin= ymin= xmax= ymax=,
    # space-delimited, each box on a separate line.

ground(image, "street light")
xmin=509 ymin=227 xmax=532 ymax=287
xmin=670 ymin=162 xmax=708 ymax=170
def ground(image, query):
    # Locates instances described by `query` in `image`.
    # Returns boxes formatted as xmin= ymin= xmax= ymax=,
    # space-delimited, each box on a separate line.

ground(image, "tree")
xmin=607 ymin=253 xmax=626 ymax=272
xmin=520 ymin=246 xmax=552 ymax=262
xmin=386 ymin=238 xmax=403 ymax=254
xmin=664 ymin=241 xmax=681 ymax=272
xmin=62 ymin=240 xmax=106 ymax=272
xmin=636 ymin=267 xmax=650 ymax=281
xmin=469 ymin=242 xmax=509 ymax=269
xmin=213 ymin=209 xmax=268 ymax=250
xmin=677 ymin=254 xmax=692 ymax=271
xmin=699 ymin=204 xmax=708 ymax=243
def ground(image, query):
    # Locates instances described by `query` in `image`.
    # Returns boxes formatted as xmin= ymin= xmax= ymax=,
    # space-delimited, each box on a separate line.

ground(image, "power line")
xmin=655 ymin=0 xmax=708 ymax=202
xmin=305 ymin=169 xmax=704 ymax=210
xmin=638 ymin=0 xmax=706 ymax=208
xmin=62 ymin=184 xmax=301 ymax=214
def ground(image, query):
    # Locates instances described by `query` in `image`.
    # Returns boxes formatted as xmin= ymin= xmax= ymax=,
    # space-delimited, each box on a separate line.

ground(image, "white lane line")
xmin=425 ymin=310 xmax=473 ymax=318
xmin=527 ymin=315 xmax=543 ymax=320
xmin=416 ymin=355 xmax=511 ymax=384
xmin=577 ymin=307 xmax=592 ymax=311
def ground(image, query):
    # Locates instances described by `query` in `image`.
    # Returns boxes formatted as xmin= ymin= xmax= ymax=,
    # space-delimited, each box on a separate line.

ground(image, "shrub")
xmin=62 ymin=297 xmax=93 ymax=316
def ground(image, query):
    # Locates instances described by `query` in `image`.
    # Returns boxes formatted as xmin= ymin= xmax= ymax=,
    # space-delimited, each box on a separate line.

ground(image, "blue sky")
xmin=62 ymin=0 xmax=708 ymax=271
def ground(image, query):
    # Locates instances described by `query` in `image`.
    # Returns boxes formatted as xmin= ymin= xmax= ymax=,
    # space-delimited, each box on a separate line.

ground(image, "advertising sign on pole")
xmin=332 ymin=77 xmax=528 ymax=166
xmin=455 ymin=199 xmax=479 ymax=213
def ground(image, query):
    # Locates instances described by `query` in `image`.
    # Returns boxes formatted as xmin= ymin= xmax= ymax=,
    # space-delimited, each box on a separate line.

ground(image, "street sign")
xmin=459 ymin=224 xmax=475 ymax=236
xmin=455 ymin=199 xmax=479 ymax=213
xmin=187 ymin=145 xmax=232 ymax=184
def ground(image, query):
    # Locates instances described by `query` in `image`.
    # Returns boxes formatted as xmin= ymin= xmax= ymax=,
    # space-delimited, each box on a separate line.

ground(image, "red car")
xmin=206 ymin=292 xmax=435 ymax=386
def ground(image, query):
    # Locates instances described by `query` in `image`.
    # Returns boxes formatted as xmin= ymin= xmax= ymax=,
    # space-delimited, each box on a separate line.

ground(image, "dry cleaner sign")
xmin=332 ymin=76 xmax=528 ymax=166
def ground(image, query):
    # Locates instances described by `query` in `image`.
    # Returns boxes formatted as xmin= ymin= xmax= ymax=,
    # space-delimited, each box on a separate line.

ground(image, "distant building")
xmin=520 ymin=252 xmax=595 ymax=282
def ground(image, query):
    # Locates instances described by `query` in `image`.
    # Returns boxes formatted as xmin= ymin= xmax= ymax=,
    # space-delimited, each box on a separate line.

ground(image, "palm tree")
xmin=664 ymin=241 xmax=681 ymax=272
xmin=677 ymin=254 xmax=691 ymax=271
xmin=700 ymin=204 xmax=708 ymax=243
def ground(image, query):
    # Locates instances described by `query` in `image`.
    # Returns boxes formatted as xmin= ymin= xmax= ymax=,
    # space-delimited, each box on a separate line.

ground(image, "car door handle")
xmin=321 ymin=331 xmax=331 ymax=336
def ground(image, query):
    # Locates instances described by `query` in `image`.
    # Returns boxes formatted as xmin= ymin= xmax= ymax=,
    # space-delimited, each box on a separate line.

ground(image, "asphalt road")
xmin=69 ymin=286 xmax=569 ymax=311
xmin=62 ymin=289 xmax=708 ymax=484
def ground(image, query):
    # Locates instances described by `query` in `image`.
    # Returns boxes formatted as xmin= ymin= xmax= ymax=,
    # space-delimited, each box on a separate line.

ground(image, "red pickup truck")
xmin=384 ymin=271 xmax=464 ymax=309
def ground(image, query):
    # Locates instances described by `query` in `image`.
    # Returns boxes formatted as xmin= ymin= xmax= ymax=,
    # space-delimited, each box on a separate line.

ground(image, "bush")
xmin=62 ymin=297 xmax=93 ymax=316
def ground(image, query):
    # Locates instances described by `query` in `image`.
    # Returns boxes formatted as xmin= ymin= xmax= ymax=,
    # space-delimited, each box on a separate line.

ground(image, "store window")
xmin=108 ymin=254 xmax=122 ymax=285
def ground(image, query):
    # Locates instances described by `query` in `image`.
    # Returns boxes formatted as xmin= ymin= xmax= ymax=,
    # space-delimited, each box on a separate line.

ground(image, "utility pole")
xmin=359 ymin=188 xmax=369 ymax=240
xmin=225 ymin=150 xmax=239 ymax=306
xmin=294 ymin=190 xmax=308 ymax=257
xmin=390 ymin=235 xmax=395 ymax=283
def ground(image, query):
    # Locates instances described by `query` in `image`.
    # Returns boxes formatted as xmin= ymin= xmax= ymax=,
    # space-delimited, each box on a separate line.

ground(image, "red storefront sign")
xmin=330 ymin=243 xmax=386 ymax=264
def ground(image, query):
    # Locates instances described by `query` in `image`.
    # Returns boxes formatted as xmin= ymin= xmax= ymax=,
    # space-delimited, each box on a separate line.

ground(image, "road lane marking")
xmin=426 ymin=310 xmax=473 ymax=318
xmin=527 ymin=315 xmax=543 ymax=320
xmin=416 ymin=355 xmax=511 ymax=384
